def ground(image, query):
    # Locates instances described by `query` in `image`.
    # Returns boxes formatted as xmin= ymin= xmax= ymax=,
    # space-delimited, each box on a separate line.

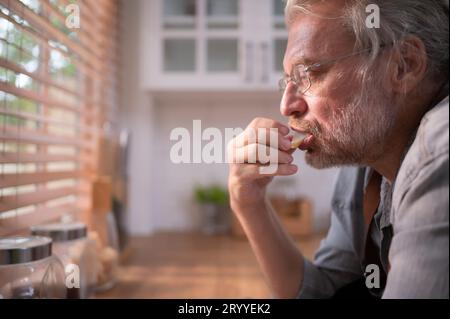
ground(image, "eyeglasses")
xmin=279 ymin=47 xmax=380 ymax=94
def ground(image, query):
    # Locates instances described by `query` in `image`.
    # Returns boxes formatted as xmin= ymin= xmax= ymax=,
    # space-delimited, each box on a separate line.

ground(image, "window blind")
xmin=0 ymin=0 xmax=120 ymax=236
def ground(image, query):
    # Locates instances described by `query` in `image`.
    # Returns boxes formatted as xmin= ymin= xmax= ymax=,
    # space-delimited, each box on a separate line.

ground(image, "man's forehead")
xmin=283 ymin=13 xmax=354 ymax=71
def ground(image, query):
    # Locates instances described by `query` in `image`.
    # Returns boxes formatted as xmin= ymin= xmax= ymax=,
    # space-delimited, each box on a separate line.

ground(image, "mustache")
xmin=288 ymin=118 xmax=322 ymax=136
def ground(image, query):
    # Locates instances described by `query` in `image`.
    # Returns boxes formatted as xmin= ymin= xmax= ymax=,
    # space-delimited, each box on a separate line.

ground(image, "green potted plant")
xmin=194 ymin=184 xmax=230 ymax=235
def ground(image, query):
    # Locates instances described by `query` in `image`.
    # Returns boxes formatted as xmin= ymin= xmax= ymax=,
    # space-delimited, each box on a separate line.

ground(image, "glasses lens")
xmin=278 ymin=77 xmax=288 ymax=92
xmin=293 ymin=66 xmax=311 ymax=94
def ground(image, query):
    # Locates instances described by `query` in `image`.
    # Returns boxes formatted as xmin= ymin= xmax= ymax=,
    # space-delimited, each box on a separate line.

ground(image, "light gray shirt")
xmin=297 ymin=95 xmax=449 ymax=299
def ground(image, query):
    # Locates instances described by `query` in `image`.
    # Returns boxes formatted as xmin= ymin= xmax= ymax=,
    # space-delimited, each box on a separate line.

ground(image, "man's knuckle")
xmin=250 ymin=118 xmax=259 ymax=126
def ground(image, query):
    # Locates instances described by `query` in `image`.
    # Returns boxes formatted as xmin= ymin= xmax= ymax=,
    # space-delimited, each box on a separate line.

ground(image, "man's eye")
xmin=298 ymin=74 xmax=308 ymax=81
xmin=308 ymin=69 xmax=324 ymax=79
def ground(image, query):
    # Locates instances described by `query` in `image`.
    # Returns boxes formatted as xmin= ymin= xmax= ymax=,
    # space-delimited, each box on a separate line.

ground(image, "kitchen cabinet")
xmin=142 ymin=0 xmax=288 ymax=91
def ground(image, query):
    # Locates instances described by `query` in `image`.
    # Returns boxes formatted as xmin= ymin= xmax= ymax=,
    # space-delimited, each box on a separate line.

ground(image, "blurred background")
xmin=0 ymin=0 xmax=339 ymax=298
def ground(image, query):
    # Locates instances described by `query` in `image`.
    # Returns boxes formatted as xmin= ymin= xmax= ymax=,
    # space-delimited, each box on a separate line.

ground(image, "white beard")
xmin=304 ymin=84 xmax=398 ymax=169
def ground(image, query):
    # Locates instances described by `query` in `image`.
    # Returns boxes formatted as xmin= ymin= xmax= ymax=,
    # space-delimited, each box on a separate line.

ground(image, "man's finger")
xmin=249 ymin=118 xmax=290 ymax=134
xmin=233 ymin=128 xmax=291 ymax=151
xmin=232 ymin=144 xmax=294 ymax=164
xmin=232 ymin=163 xmax=298 ymax=180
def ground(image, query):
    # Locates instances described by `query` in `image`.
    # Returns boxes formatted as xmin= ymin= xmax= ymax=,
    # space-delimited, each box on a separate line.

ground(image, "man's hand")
xmin=227 ymin=118 xmax=298 ymax=212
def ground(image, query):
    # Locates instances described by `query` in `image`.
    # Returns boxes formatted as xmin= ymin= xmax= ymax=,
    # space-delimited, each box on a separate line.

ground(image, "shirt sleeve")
xmin=383 ymin=153 xmax=449 ymax=299
xmin=297 ymin=168 xmax=365 ymax=299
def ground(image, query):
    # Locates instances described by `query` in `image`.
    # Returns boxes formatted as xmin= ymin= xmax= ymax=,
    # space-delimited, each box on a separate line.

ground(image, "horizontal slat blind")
xmin=0 ymin=0 xmax=120 ymax=235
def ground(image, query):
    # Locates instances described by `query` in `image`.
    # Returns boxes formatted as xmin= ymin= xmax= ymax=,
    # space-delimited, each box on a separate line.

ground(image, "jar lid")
xmin=0 ymin=236 xmax=52 ymax=265
xmin=31 ymin=222 xmax=87 ymax=242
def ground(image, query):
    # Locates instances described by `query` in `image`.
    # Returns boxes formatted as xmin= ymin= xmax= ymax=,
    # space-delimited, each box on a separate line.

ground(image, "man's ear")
xmin=389 ymin=36 xmax=428 ymax=94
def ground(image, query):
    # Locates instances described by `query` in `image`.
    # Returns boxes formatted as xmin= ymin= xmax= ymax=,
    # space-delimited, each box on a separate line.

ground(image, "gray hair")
xmin=285 ymin=0 xmax=449 ymax=86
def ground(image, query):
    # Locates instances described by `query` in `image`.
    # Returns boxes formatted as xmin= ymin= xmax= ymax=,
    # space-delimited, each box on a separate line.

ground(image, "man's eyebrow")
xmin=291 ymin=54 xmax=316 ymax=66
xmin=291 ymin=54 xmax=321 ymax=65
xmin=284 ymin=54 xmax=317 ymax=74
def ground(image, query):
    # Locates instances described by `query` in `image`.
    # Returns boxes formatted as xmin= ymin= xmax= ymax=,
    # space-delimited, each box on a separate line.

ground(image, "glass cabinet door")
xmin=162 ymin=0 xmax=198 ymax=73
xmin=163 ymin=0 xmax=197 ymax=29
xmin=152 ymin=0 xmax=287 ymax=90
xmin=206 ymin=39 xmax=239 ymax=72
xmin=160 ymin=0 xmax=242 ymax=87
xmin=205 ymin=0 xmax=240 ymax=74
xmin=206 ymin=0 xmax=239 ymax=29
xmin=243 ymin=0 xmax=288 ymax=89
xmin=274 ymin=38 xmax=287 ymax=73
xmin=163 ymin=38 xmax=197 ymax=72
xmin=269 ymin=0 xmax=288 ymax=88
xmin=273 ymin=0 xmax=285 ymax=29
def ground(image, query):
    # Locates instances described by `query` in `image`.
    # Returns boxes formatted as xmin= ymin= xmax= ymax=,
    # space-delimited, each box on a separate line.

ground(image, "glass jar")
xmin=31 ymin=222 xmax=100 ymax=299
xmin=0 ymin=236 xmax=66 ymax=299
xmin=90 ymin=212 xmax=119 ymax=292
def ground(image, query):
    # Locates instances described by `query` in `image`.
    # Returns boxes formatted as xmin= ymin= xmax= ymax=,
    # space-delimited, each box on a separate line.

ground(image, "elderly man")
xmin=228 ymin=0 xmax=449 ymax=299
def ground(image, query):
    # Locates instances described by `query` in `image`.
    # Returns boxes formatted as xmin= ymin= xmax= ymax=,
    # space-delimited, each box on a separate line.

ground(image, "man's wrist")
xmin=231 ymin=198 xmax=269 ymax=219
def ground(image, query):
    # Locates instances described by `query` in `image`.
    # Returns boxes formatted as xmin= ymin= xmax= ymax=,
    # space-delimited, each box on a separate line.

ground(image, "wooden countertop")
xmin=95 ymin=232 xmax=324 ymax=299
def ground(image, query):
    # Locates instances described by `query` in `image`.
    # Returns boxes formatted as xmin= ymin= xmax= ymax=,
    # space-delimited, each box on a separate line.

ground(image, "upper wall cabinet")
xmin=142 ymin=0 xmax=288 ymax=92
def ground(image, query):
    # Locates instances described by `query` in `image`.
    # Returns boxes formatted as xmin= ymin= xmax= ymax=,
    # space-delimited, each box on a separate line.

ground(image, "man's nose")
xmin=280 ymin=81 xmax=308 ymax=117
